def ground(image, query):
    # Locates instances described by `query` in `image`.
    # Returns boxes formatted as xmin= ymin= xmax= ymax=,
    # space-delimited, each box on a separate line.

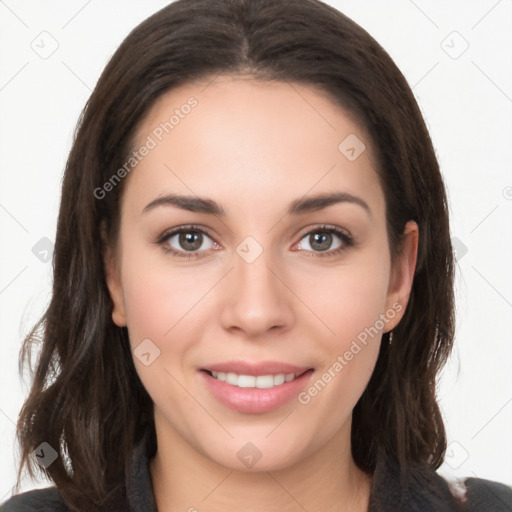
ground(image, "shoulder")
xmin=443 ymin=475 xmax=512 ymax=511
xmin=1 ymin=487 xmax=69 ymax=511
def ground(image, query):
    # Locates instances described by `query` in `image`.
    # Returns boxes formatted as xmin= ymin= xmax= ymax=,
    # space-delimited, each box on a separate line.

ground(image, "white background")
xmin=1 ymin=0 xmax=511 ymax=501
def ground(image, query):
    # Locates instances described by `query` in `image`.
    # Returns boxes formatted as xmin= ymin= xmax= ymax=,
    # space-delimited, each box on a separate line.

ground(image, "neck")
xmin=149 ymin=418 xmax=372 ymax=512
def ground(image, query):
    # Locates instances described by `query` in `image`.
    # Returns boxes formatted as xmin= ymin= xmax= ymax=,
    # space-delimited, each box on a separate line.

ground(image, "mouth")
xmin=202 ymin=369 xmax=311 ymax=389
xmin=199 ymin=362 xmax=314 ymax=413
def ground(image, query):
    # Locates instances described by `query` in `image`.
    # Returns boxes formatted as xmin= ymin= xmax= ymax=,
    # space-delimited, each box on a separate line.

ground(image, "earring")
xmin=389 ymin=331 xmax=393 ymax=345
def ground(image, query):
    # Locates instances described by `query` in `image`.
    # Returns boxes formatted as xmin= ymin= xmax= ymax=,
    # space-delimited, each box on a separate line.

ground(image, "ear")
xmin=384 ymin=220 xmax=419 ymax=331
xmin=101 ymin=225 xmax=127 ymax=327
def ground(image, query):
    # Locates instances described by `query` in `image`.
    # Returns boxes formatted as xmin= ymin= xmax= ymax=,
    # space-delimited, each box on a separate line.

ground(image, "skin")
xmin=104 ymin=75 xmax=418 ymax=512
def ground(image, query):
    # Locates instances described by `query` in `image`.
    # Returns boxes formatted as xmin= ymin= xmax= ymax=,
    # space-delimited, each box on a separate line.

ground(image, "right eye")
xmin=157 ymin=225 xmax=220 ymax=259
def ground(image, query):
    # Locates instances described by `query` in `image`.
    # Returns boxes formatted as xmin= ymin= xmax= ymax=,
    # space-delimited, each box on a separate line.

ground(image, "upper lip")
xmin=201 ymin=360 xmax=313 ymax=376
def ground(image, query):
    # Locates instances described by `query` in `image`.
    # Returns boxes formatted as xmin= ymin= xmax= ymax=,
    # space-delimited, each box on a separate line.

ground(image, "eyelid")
xmin=294 ymin=223 xmax=351 ymax=242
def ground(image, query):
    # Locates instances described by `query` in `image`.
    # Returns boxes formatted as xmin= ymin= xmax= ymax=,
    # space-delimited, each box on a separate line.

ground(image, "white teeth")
xmin=238 ymin=375 xmax=256 ymax=388
xmin=273 ymin=374 xmax=285 ymax=386
xmin=210 ymin=371 xmax=300 ymax=388
xmin=226 ymin=372 xmax=238 ymax=385
xmin=255 ymin=375 xmax=274 ymax=388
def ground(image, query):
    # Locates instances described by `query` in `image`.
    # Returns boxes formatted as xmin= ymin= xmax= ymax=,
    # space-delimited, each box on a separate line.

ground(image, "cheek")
xmin=297 ymin=254 xmax=391 ymax=344
xmin=295 ymin=252 xmax=390 ymax=405
xmin=119 ymin=257 xmax=208 ymax=405
xmin=121 ymin=262 xmax=206 ymax=349
xmin=297 ymin=276 xmax=386 ymax=433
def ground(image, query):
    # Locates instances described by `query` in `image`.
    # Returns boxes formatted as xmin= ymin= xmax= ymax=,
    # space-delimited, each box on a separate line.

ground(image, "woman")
xmin=3 ymin=0 xmax=511 ymax=510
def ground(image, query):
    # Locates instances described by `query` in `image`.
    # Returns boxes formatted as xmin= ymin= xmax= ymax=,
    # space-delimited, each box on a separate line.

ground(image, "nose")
xmin=219 ymin=245 xmax=294 ymax=338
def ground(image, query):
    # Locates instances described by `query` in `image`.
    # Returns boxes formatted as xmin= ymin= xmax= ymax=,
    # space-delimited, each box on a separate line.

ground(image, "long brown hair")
xmin=15 ymin=0 xmax=455 ymax=509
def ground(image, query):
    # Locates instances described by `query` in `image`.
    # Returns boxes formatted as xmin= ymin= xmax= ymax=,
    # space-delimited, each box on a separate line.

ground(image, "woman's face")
xmin=105 ymin=76 xmax=418 ymax=471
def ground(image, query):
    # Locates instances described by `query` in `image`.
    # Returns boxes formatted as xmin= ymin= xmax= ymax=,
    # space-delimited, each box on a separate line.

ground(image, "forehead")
xmin=124 ymin=76 xmax=384 ymax=219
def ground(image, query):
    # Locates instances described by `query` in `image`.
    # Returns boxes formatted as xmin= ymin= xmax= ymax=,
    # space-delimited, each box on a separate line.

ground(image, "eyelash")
xmin=156 ymin=224 xmax=355 ymax=260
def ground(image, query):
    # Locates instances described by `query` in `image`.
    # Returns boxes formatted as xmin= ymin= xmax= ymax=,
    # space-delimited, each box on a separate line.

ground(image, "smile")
xmin=200 ymin=365 xmax=314 ymax=413
xmin=208 ymin=371 xmax=301 ymax=389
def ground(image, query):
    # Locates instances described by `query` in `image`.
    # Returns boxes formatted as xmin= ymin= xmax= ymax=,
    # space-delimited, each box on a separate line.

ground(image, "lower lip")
xmin=200 ymin=370 xmax=314 ymax=413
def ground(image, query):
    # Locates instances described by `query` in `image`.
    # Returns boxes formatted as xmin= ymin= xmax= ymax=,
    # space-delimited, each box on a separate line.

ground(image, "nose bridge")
xmin=220 ymin=234 xmax=293 ymax=335
xmin=234 ymin=235 xmax=282 ymax=304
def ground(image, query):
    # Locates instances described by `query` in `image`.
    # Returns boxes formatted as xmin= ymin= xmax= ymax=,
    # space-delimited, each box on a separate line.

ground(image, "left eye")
xmin=295 ymin=226 xmax=351 ymax=256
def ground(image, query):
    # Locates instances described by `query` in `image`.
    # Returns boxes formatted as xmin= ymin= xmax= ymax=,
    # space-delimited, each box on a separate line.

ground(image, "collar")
xmin=125 ymin=432 xmax=158 ymax=511
xmin=369 ymin=447 xmax=460 ymax=511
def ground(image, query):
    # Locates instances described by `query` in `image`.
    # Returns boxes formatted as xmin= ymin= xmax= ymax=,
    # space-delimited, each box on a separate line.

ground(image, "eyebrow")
xmin=142 ymin=191 xmax=371 ymax=217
